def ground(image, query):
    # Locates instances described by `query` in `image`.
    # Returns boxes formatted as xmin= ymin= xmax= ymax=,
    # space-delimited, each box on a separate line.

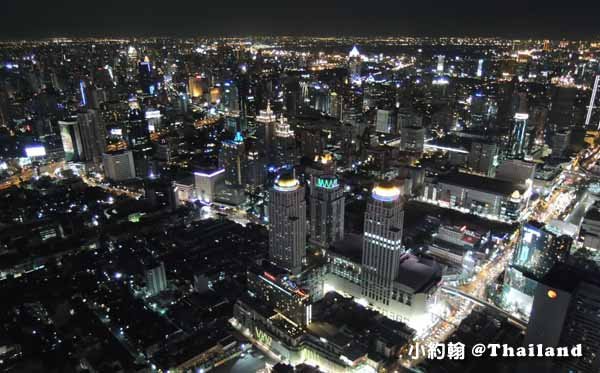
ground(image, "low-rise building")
xmin=423 ymin=172 xmax=531 ymax=222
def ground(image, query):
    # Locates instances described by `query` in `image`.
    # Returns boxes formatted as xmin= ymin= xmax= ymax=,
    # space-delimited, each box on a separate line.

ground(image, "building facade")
xmin=269 ymin=174 xmax=307 ymax=274
xmin=102 ymin=150 xmax=136 ymax=181
xmin=309 ymin=175 xmax=345 ymax=249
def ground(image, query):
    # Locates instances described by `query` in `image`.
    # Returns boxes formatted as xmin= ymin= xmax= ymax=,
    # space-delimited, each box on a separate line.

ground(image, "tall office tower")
xmin=102 ymin=150 xmax=136 ymax=182
xmin=79 ymin=79 xmax=88 ymax=107
xmin=273 ymin=115 xmax=296 ymax=167
xmin=375 ymin=109 xmax=397 ymax=134
xmin=397 ymin=106 xmax=413 ymax=130
xmin=284 ymin=77 xmax=302 ymax=117
xmin=329 ymin=92 xmax=343 ymax=119
xmin=348 ymin=46 xmax=362 ymax=85
xmin=551 ymin=129 xmax=571 ymax=158
xmin=244 ymin=143 xmax=266 ymax=189
xmin=194 ymin=168 xmax=225 ymax=204
xmin=145 ymin=108 xmax=162 ymax=132
xmin=309 ymin=175 xmax=345 ymax=249
xmin=436 ymin=55 xmax=445 ymax=73
xmin=268 ymin=174 xmax=306 ymax=275
xmin=508 ymin=98 xmax=529 ymax=159
xmin=504 ymin=221 xmax=571 ymax=316
xmin=222 ymin=81 xmax=240 ymax=113
xmin=188 ymin=75 xmax=203 ymax=98
xmin=586 ymin=75 xmax=600 ymax=129
xmin=256 ymin=102 xmax=277 ymax=157
xmin=145 ymin=261 xmax=168 ymax=296
xmin=523 ymin=264 xmax=600 ymax=373
xmin=527 ymin=106 xmax=546 ymax=149
xmin=513 ymin=221 xmax=571 ymax=278
xmin=138 ymin=58 xmax=153 ymax=94
xmin=361 ymin=182 xmax=405 ymax=305
xmin=313 ymin=87 xmax=331 ymax=114
xmin=476 ymin=58 xmax=484 ymax=77
xmin=219 ymin=132 xmax=245 ymax=186
xmin=76 ymin=109 xmax=106 ymax=165
xmin=125 ymin=102 xmax=153 ymax=178
xmin=470 ymin=92 xmax=486 ymax=126
xmin=467 ymin=141 xmax=498 ymax=177
xmin=305 ymin=153 xmax=336 ymax=183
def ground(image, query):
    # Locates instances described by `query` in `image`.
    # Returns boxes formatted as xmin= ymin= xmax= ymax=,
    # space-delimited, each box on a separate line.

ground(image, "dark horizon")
xmin=1 ymin=0 xmax=600 ymax=40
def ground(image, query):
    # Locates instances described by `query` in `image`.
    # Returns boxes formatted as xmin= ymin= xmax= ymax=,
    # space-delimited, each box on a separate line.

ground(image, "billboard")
xmin=25 ymin=146 xmax=46 ymax=158
xmin=59 ymin=121 xmax=76 ymax=161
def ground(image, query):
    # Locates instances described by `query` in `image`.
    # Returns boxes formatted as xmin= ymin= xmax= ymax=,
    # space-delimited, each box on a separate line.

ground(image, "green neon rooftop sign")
xmin=316 ymin=177 xmax=339 ymax=189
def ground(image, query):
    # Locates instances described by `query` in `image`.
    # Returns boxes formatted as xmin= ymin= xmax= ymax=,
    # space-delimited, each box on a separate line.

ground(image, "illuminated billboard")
xmin=25 ymin=146 xmax=46 ymax=158
xmin=145 ymin=110 xmax=161 ymax=119
xmin=110 ymin=128 xmax=123 ymax=136
xmin=60 ymin=126 xmax=75 ymax=160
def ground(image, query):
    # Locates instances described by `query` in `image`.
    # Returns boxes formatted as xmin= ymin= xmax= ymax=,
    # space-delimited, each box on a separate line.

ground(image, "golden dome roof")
xmin=275 ymin=174 xmax=300 ymax=190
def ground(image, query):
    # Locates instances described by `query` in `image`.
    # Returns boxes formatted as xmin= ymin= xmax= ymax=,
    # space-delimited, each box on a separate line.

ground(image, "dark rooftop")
xmin=438 ymin=172 xmax=526 ymax=196
xmin=329 ymin=233 xmax=364 ymax=263
xmin=396 ymin=253 xmax=443 ymax=292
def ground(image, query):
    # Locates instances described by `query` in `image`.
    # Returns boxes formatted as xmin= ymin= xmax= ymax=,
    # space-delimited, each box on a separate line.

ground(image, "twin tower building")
xmin=268 ymin=172 xmax=347 ymax=274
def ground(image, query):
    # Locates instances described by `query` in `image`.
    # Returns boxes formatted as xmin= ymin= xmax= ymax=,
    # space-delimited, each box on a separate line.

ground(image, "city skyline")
xmin=2 ymin=21 xmax=600 ymax=373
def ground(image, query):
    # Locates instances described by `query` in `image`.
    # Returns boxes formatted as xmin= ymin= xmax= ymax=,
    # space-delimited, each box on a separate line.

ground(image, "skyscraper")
xmin=256 ymin=102 xmax=277 ymax=159
xmin=504 ymin=221 xmax=571 ymax=317
xmin=194 ymin=168 xmax=225 ymax=204
xmin=361 ymin=182 xmax=405 ymax=306
xmin=476 ymin=59 xmax=484 ymax=77
xmin=145 ymin=261 xmax=168 ymax=296
xmin=585 ymin=75 xmax=600 ymax=129
xmin=509 ymin=113 xmax=529 ymax=159
xmin=219 ymin=132 xmax=245 ymax=186
xmin=467 ymin=141 xmax=498 ymax=177
xmin=273 ymin=115 xmax=296 ymax=167
xmin=269 ymin=174 xmax=306 ymax=274
xmin=512 ymin=221 xmax=571 ymax=278
xmin=436 ymin=55 xmax=445 ymax=73
xmin=375 ymin=109 xmax=397 ymax=134
xmin=138 ymin=58 xmax=153 ymax=94
xmin=508 ymin=94 xmax=529 ymax=159
xmin=188 ymin=75 xmax=203 ymax=98
xmin=348 ymin=46 xmax=362 ymax=85
xmin=102 ymin=150 xmax=136 ymax=182
xmin=76 ymin=109 xmax=106 ymax=165
xmin=244 ymin=144 xmax=266 ymax=190
xmin=309 ymin=175 xmax=345 ymax=249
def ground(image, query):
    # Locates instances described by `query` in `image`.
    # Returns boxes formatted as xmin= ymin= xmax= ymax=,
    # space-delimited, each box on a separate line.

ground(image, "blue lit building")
xmin=504 ymin=221 xmax=572 ymax=318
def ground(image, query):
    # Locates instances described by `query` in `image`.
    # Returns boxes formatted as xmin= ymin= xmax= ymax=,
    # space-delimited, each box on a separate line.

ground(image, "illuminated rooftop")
xmin=275 ymin=174 xmax=300 ymax=191
xmin=372 ymin=182 xmax=401 ymax=202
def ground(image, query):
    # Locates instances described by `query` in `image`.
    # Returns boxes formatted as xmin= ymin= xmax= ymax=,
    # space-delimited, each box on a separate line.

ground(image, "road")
xmin=397 ymin=143 xmax=600 ymax=370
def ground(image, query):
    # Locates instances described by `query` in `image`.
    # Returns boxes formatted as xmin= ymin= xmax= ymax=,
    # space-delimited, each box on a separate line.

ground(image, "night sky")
xmin=1 ymin=0 xmax=599 ymax=39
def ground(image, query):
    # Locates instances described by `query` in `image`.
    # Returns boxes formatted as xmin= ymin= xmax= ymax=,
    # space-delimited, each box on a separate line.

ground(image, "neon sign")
xmin=316 ymin=177 xmax=338 ymax=189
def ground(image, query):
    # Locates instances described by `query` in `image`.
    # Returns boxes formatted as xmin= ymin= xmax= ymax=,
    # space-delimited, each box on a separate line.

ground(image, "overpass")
xmin=440 ymin=285 xmax=528 ymax=330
